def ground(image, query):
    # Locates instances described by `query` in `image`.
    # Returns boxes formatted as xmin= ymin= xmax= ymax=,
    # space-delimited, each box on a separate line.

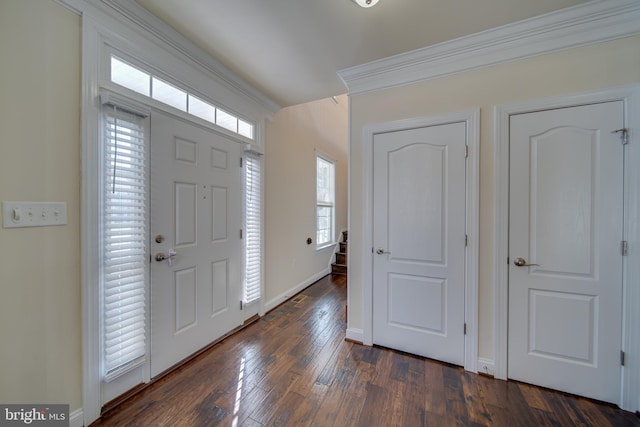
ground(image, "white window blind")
xmin=102 ymin=104 xmax=148 ymax=380
xmin=244 ymin=153 xmax=262 ymax=304
xmin=316 ymin=155 xmax=335 ymax=247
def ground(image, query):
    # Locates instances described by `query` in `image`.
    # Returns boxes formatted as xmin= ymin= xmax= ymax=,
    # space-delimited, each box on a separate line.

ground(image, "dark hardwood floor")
xmin=93 ymin=274 xmax=639 ymax=426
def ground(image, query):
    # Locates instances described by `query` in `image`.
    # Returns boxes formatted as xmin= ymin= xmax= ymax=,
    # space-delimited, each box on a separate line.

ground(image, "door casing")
xmin=494 ymin=85 xmax=640 ymax=411
xmin=360 ymin=109 xmax=480 ymax=373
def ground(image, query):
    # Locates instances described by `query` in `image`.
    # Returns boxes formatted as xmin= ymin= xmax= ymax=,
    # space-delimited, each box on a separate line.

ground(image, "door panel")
xmin=529 ymin=127 xmax=596 ymax=277
xmin=528 ymin=290 xmax=595 ymax=363
xmin=373 ymin=123 xmax=466 ymax=365
xmin=508 ymin=101 xmax=624 ymax=403
xmin=211 ymin=186 xmax=228 ymax=242
xmin=175 ymin=182 xmax=197 ymax=246
xmin=150 ymin=112 xmax=243 ymax=377
xmin=175 ymin=267 xmax=197 ymax=332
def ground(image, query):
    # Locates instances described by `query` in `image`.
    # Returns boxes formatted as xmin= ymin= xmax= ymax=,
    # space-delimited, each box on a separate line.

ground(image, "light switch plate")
xmin=2 ymin=201 xmax=67 ymax=228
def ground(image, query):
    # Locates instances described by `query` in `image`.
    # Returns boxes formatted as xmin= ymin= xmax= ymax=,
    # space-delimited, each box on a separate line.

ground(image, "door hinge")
xmin=621 ymin=240 xmax=628 ymax=256
xmin=464 ymin=323 xmax=467 ymax=335
xmin=465 ymin=235 xmax=468 ymax=247
xmin=465 ymin=145 xmax=469 ymax=158
xmin=240 ymin=157 xmax=243 ymax=167
xmin=240 ymin=300 xmax=244 ymax=310
xmin=621 ymin=350 xmax=626 ymax=366
xmin=240 ymin=229 xmax=243 ymax=239
xmin=612 ymin=128 xmax=628 ymax=145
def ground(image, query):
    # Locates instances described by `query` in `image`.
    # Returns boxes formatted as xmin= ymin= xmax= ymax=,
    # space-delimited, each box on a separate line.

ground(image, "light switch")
xmin=2 ymin=201 xmax=67 ymax=228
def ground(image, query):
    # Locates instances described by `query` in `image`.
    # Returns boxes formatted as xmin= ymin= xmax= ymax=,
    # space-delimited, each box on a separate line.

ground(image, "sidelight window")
xmin=244 ymin=152 xmax=262 ymax=305
xmin=100 ymin=103 xmax=149 ymax=381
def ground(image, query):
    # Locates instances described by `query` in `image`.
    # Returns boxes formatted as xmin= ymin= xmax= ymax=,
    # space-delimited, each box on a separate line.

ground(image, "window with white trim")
xmin=244 ymin=152 xmax=262 ymax=304
xmin=316 ymin=154 xmax=335 ymax=248
xmin=110 ymin=55 xmax=254 ymax=140
xmin=101 ymin=104 xmax=149 ymax=381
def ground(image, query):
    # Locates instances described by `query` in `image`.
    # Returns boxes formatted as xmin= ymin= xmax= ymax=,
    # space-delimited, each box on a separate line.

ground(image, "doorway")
xmin=362 ymin=110 xmax=479 ymax=371
xmin=507 ymin=101 xmax=624 ymax=403
xmin=98 ymin=105 xmax=255 ymax=406
xmin=149 ymin=111 xmax=245 ymax=377
xmin=494 ymin=86 xmax=640 ymax=411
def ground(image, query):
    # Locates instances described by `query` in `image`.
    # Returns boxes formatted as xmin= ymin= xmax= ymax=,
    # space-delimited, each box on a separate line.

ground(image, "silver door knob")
xmin=513 ymin=257 xmax=539 ymax=267
xmin=376 ymin=248 xmax=390 ymax=255
xmin=155 ymin=249 xmax=177 ymax=265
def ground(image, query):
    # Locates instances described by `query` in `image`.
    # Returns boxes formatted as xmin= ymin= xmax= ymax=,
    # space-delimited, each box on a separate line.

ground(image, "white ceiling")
xmin=135 ymin=0 xmax=589 ymax=107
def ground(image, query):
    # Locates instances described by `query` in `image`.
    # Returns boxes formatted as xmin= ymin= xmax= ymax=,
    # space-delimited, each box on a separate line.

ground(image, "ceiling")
xmin=135 ymin=0 xmax=589 ymax=108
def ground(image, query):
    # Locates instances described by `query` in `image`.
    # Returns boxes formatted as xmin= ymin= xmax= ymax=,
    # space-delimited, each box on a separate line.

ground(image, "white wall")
xmin=264 ymin=96 xmax=348 ymax=309
xmin=0 ymin=0 xmax=82 ymax=412
xmin=347 ymin=35 xmax=640 ymax=360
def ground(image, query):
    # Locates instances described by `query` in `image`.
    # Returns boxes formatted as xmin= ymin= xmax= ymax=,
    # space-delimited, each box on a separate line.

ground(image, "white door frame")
xmin=361 ymin=109 xmax=480 ymax=372
xmin=493 ymin=85 xmax=640 ymax=411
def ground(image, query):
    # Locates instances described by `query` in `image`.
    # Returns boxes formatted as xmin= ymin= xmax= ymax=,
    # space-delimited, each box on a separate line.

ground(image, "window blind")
xmin=244 ymin=153 xmax=262 ymax=304
xmin=102 ymin=105 xmax=148 ymax=380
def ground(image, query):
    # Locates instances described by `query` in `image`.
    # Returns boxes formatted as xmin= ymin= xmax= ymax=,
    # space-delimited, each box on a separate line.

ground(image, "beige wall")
xmin=348 ymin=35 xmax=640 ymax=360
xmin=0 ymin=0 xmax=349 ymax=414
xmin=264 ymin=96 xmax=348 ymax=306
xmin=0 ymin=0 xmax=82 ymax=412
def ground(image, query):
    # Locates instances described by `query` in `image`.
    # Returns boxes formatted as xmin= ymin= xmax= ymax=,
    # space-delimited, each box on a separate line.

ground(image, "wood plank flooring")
xmin=92 ymin=274 xmax=639 ymax=427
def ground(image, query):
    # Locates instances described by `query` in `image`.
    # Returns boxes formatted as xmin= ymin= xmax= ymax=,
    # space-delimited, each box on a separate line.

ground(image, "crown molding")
xmin=338 ymin=0 xmax=640 ymax=95
xmin=54 ymin=0 xmax=82 ymax=15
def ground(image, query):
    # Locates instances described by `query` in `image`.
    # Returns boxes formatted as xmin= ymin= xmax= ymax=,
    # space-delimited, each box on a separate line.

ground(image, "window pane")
xmin=238 ymin=119 xmax=254 ymax=140
xmin=216 ymin=109 xmax=238 ymax=133
xmin=317 ymin=157 xmax=334 ymax=203
xmin=152 ymin=77 xmax=187 ymax=112
xmin=111 ymin=56 xmax=150 ymax=97
xmin=188 ymin=95 xmax=215 ymax=123
xmin=317 ymin=206 xmax=332 ymax=245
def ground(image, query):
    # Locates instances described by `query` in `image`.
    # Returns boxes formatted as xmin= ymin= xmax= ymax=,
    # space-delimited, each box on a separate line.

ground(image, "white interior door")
xmin=372 ymin=122 xmax=467 ymax=365
xmin=150 ymin=111 xmax=243 ymax=377
xmin=508 ymin=101 xmax=624 ymax=403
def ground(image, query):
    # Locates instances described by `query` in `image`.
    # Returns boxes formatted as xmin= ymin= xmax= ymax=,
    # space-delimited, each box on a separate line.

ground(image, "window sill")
xmin=316 ymin=242 xmax=337 ymax=252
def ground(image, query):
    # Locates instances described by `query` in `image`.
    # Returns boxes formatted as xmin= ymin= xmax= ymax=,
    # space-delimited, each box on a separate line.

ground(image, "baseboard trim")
xmin=70 ymin=409 xmax=83 ymax=427
xmin=346 ymin=327 xmax=364 ymax=344
xmin=264 ymin=268 xmax=331 ymax=313
xmin=477 ymin=357 xmax=495 ymax=377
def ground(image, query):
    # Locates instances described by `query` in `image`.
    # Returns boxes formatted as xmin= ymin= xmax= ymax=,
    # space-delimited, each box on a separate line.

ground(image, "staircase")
xmin=331 ymin=230 xmax=348 ymax=276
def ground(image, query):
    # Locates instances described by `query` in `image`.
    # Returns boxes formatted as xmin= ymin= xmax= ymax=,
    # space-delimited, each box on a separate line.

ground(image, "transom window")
xmin=110 ymin=55 xmax=254 ymax=140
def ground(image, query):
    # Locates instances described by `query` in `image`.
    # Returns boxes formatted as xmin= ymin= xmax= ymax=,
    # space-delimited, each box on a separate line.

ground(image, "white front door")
xmin=508 ymin=101 xmax=624 ymax=403
xmin=150 ymin=111 xmax=243 ymax=377
xmin=372 ymin=122 xmax=467 ymax=365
